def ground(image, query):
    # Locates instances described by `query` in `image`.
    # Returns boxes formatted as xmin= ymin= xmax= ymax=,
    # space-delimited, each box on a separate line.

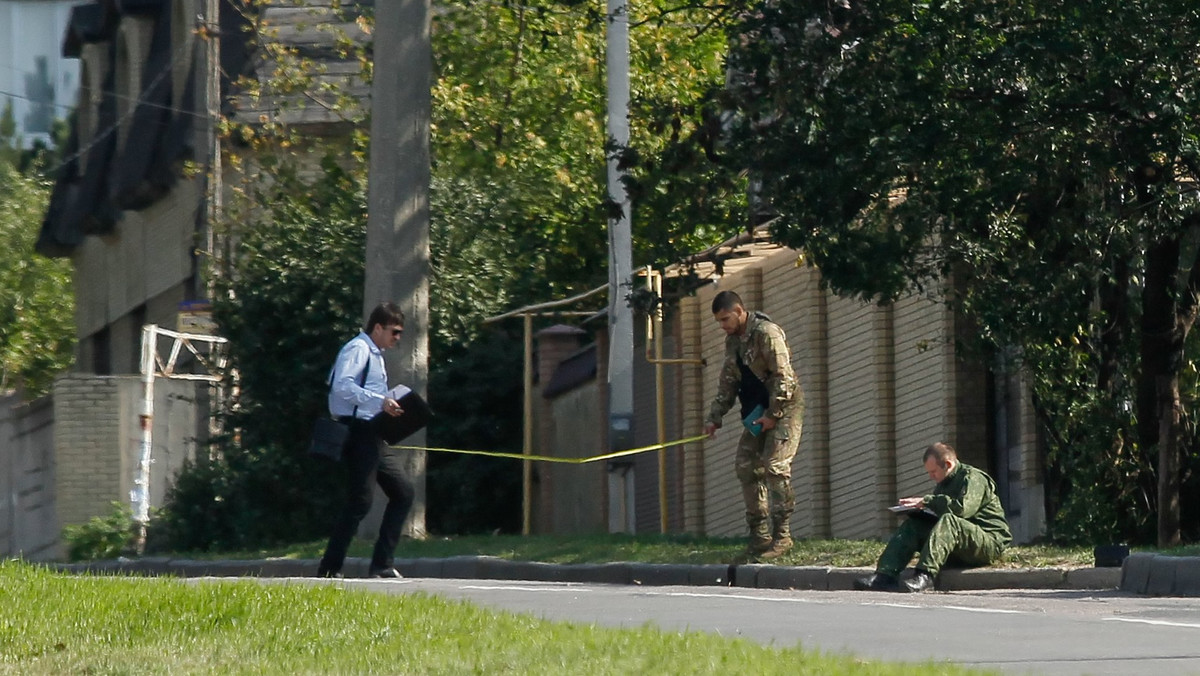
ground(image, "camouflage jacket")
xmin=923 ymin=462 xmax=1013 ymax=546
xmin=705 ymin=311 xmax=802 ymax=426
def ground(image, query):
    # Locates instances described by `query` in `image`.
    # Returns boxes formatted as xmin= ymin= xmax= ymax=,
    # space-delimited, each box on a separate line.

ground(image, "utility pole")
xmin=203 ymin=0 xmax=221 ymax=282
xmin=366 ymin=0 xmax=432 ymax=538
xmin=606 ymin=0 xmax=635 ymax=532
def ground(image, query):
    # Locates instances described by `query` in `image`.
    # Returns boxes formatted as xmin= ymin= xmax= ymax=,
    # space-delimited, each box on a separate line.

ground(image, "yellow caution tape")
xmin=391 ymin=434 xmax=709 ymax=464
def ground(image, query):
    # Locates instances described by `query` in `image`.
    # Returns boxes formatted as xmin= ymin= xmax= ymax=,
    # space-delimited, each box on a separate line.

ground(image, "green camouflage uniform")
xmin=705 ymin=312 xmax=804 ymax=544
xmin=876 ymin=461 xmax=1012 ymax=577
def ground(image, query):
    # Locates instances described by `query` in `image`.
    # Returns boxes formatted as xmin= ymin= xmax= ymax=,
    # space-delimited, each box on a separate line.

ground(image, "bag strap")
xmin=350 ymin=357 xmax=370 ymax=419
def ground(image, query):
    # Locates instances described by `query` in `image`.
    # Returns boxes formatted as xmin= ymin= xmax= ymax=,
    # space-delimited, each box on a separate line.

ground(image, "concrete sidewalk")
xmin=51 ymin=555 xmax=1143 ymax=593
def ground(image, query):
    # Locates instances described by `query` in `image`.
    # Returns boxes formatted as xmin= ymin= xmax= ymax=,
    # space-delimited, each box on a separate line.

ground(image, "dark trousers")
xmin=319 ymin=418 xmax=414 ymax=573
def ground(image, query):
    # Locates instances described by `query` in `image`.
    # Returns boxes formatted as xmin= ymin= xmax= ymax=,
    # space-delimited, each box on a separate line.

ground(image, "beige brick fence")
xmin=0 ymin=374 xmax=204 ymax=561
xmin=0 ymin=391 xmax=57 ymax=560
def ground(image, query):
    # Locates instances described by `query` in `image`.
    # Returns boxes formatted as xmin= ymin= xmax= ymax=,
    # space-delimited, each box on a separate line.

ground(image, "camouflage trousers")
xmin=876 ymin=512 xmax=1006 ymax=577
xmin=734 ymin=414 xmax=801 ymax=533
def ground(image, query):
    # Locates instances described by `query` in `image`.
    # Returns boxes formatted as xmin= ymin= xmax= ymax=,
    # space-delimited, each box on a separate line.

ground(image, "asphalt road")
xmin=308 ymin=577 xmax=1200 ymax=675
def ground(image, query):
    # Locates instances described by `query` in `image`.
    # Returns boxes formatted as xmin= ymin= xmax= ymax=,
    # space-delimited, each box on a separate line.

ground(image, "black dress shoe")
xmin=904 ymin=570 xmax=936 ymax=593
xmin=317 ymin=568 xmax=343 ymax=579
xmin=853 ymin=573 xmax=900 ymax=592
xmin=367 ymin=566 xmax=403 ymax=579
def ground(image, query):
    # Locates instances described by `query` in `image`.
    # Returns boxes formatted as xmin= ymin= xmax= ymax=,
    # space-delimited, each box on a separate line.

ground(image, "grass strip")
xmin=0 ymin=562 xmax=988 ymax=675
xmin=170 ymin=533 xmax=1096 ymax=570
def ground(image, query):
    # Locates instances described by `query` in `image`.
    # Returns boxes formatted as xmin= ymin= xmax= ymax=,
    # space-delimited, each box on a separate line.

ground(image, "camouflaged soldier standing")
xmin=703 ymin=291 xmax=803 ymax=560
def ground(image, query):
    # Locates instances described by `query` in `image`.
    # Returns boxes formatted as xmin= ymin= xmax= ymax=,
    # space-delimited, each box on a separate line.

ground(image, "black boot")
xmin=367 ymin=565 xmax=403 ymax=579
xmin=316 ymin=565 xmax=343 ymax=579
xmin=904 ymin=569 xmax=936 ymax=593
xmin=853 ymin=573 xmax=900 ymax=592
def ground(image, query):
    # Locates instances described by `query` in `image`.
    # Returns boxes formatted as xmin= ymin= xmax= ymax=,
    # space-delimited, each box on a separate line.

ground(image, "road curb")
xmin=45 ymin=556 xmax=1135 ymax=592
xmin=1119 ymin=553 xmax=1200 ymax=596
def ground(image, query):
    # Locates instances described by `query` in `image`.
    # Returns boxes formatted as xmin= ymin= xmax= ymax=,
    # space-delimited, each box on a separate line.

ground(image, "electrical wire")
xmin=39 ymin=20 xmax=200 ymax=177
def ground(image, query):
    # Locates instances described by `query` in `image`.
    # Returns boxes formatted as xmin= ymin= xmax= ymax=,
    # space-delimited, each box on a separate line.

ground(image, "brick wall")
xmin=53 ymin=374 xmax=201 ymax=532
xmin=631 ymin=315 xmax=689 ymax=533
xmin=669 ymin=246 xmax=1043 ymax=542
xmin=679 ymin=293 xmax=707 ymax=534
xmin=538 ymin=246 xmax=1046 ymax=542
xmin=53 ymin=376 xmax=125 ymax=529
xmin=997 ymin=367 xmax=1046 ymax=543
xmin=892 ymin=291 xmax=953 ymax=500
xmin=535 ymin=325 xmax=589 ymax=534
xmin=547 ymin=384 xmax=606 ymax=534
xmin=827 ymin=295 xmax=896 ymax=540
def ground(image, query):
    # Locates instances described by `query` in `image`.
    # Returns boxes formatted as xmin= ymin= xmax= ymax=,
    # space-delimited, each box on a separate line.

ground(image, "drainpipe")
xmin=522 ymin=312 xmax=533 ymax=535
xmin=133 ymin=323 xmax=157 ymax=554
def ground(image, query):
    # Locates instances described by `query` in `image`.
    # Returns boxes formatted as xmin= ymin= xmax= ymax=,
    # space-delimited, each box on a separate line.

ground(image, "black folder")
xmin=371 ymin=390 xmax=431 ymax=445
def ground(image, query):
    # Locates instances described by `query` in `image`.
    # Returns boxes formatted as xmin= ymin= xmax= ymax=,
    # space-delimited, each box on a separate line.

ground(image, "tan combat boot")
xmin=759 ymin=515 xmax=793 ymax=560
xmin=744 ymin=516 xmax=772 ymax=556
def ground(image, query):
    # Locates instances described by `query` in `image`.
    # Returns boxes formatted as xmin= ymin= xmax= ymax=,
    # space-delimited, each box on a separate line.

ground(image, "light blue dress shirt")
xmin=328 ymin=331 xmax=389 ymax=420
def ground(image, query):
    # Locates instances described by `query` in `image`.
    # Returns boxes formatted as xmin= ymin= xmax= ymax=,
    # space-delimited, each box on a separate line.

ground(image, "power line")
xmin=0 ymin=85 xmax=212 ymax=121
xmin=41 ymin=21 xmax=201 ymax=177
xmin=0 ymin=88 xmax=80 ymax=114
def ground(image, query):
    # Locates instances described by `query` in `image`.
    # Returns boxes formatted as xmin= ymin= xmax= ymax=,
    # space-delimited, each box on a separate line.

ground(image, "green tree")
xmin=162 ymin=0 xmax=745 ymax=543
xmin=0 ymin=117 xmax=74 ymax=397
xmin=727 ymin=0 xmax=1200 ymax=544
xmin=155 ymin=155 xmax=365 ymax=551
xmin=432 ymin=0 xmax=746 ymax=295
xmin=0 ymin=102 xmax=18 ymax=167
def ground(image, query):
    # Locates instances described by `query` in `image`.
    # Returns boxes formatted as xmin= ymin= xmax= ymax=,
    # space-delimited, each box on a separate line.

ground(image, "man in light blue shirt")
xmin=318 ymin=302 xmax=411 ymax=579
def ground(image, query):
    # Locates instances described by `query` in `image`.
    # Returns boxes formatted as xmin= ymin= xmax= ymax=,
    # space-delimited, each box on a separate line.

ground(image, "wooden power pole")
xmin=365 ymin=0 xmax=433 ymax=538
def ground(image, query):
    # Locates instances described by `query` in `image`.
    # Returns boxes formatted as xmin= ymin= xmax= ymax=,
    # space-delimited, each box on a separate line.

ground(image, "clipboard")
xmin=742 ymin=404 xmax=766 ymax=436
xmin=371 ymin=387 xmax=431 ymax=445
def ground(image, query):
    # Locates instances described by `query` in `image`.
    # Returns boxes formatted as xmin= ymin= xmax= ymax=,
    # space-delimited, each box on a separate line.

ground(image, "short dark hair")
xmin=365 ymin=302 xmax=405 ymax=334
xmin=923 ymin=442 xmax=957 ymax=465
xmin=711 ymin=290 xmax=745 ymax=314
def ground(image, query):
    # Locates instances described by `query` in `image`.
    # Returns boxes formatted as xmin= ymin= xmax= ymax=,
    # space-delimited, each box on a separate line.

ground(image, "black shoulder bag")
xmin=307 ymin=357 xmax=369 ymax=461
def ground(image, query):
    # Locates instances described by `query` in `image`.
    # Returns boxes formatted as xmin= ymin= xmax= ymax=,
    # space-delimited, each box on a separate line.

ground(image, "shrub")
xmin=62 ymin=502 xmax=137 ymax=561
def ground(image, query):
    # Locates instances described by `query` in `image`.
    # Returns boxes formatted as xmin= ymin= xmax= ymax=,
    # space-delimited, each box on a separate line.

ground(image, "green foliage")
xmin=423 ymin=1 xmax=746 ymax=534
xmin=0 ymin=157 xmax=75 ymax=397
xmin=425 ymin=331 xmax=524 ymax=534
xmin=153 ymin=155 xmax=364 ymax=551
xmin=0 ymin=101 xmax=18 ymax=167
xmin=211 ymin=155 xmax=367 ymax=453
xmin=432 ymin=0 xmax=745 ymax=286
xmin=727 ymin=0 xmax=1200 ymax=544
xmin=428 ymin=175 xmax=531 ymax=347
xmin=1038 ymin=386 xmax=1154 ymax=545
xmin=153 ymin=443 xmax=344 ymax=552
xmin=164 ymin=0 xmax=745 ymax=545
xmin=62 ymin=502 xmax=137 ymax=562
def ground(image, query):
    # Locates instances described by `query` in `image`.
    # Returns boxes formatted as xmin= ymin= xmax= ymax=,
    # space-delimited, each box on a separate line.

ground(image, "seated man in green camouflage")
xmin=855 ymin=442 xmax=1012 ymax=593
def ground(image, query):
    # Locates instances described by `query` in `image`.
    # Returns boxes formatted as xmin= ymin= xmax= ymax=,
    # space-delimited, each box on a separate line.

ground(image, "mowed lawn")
xmin=180 ymin=533 xmax=1099 ymax=570
xmin=0 ymin=561 xmax=990 ymax=675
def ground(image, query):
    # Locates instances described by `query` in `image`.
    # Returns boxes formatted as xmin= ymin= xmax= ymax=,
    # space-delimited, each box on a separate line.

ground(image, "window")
xmin=76 ymin=47 xmax=107 ymax=173
xmin=130 ymin=305 xmax=147 ymax=373
xmin=114 ymin=17 xmax=154 ymax=150
xmin=93 ymin=326 xmax=111 ymax=375
xmin=170 ymin=0 xmax=196 ymax=111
